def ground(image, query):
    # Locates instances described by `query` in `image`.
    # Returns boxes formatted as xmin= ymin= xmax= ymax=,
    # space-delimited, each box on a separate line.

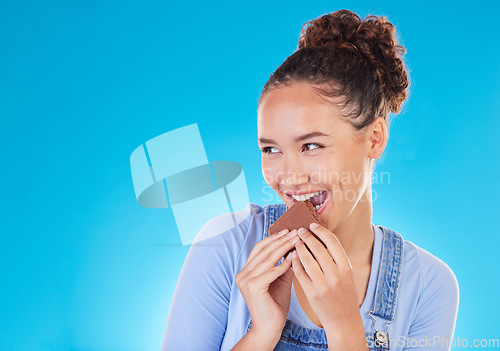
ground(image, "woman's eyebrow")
xmin=258 ymin=131 xmax=331 ymax=145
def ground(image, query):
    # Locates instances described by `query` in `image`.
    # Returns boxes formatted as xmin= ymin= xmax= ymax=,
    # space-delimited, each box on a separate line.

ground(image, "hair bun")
xmin=298 ymin=10 xmax=409 ymax=114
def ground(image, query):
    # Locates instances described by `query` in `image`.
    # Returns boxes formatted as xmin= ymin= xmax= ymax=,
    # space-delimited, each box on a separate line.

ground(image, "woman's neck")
xmin=325 ymin=189 xmax=374 ymax=266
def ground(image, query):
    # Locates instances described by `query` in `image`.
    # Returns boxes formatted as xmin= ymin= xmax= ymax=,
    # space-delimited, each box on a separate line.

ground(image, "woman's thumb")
xmin=281 ymin=264 xmax=294 ymax=286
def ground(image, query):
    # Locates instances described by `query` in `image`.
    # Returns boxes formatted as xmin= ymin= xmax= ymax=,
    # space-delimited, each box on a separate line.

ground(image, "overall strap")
xmin=371 ymin=225 xmax=405 ymax=321
xmin=366 ymin=226 xmax=404 ymax=349
xmin=263 ymin=203 xmax=288 ymax=239
xmin=262 ymin=204 xmax=290 ymax=266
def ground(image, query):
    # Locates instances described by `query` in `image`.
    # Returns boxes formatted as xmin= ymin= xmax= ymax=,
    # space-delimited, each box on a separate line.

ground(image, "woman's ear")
xmin=367 ymin=117 xmax=388 ymax=159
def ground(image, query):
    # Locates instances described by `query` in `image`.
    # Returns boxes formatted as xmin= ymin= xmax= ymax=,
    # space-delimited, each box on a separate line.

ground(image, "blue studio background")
xmin=1 ymin=1 xmax=499 ymax=350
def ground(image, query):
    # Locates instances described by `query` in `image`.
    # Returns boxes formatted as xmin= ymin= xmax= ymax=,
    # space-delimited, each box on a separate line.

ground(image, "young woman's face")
xmin=257 ymin=81 xmax=375 ymax=231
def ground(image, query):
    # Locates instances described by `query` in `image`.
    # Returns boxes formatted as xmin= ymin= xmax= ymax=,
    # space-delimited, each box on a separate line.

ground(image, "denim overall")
xmin=245 ymin=204 xmax=404 ymax=350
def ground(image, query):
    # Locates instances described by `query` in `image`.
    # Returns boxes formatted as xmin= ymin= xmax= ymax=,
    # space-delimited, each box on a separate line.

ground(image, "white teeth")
xmin=290 ymin=191 xmax=324 ymax=202
xmin=314 ymin=204 xmax=321 ymax=210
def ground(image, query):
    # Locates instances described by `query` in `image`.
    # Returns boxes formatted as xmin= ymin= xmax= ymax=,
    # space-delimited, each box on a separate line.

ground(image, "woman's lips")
xmin=286 ymin=191 xmax=330 ymax=215
xmin=315 ymin=191 xmax=329 ymax=215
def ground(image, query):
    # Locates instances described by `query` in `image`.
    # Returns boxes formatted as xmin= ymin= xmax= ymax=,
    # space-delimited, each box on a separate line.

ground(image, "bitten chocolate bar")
xmin=269 ymin=200 xmax=326 ymax=258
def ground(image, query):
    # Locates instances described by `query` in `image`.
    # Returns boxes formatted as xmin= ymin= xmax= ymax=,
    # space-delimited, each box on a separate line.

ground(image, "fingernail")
xmin=286 ymin=251 xmax=297 ymax=260
xmin=310 ymin=223 xmax=320 ymax=229
xmin=287 ymin=229 xmax=297 ymax=237
xmin=297 ymin=227 xmax=307 ymax=236
xmin=277 ymin=229 xmax=289 ymax=237
xmin=295 ymin=239 xmax=303 ymax=247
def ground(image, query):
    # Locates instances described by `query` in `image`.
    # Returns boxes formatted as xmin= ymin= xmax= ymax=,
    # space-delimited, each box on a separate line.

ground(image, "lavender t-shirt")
xmin=161 ymin=203 xmax=459 ymax=351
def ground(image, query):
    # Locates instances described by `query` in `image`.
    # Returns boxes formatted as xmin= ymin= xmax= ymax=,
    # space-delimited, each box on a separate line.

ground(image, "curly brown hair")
xmin=259 ymin=9 xmax=410 ymax=131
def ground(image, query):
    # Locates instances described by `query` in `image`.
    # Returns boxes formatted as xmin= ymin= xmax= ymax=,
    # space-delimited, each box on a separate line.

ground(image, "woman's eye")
xmin=261 ymin=144 xmax=323 ymax=154
xmin=261 ymin=147 xmax=279 ymax=154
xmin=303 ymin=143 xmax=323 ymax=151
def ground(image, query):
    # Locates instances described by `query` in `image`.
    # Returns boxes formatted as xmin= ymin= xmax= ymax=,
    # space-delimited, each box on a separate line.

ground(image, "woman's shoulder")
xmin=402 ymin=238 xmax=458 ymax=290
xmin=388 ymin=231 xmax=460 ymax=309
xmin=379 ymin=228 xmax=460 ymax=334
xmin=376 ymin=225 xmax=458 ymax=299
xmin=179 ymin=203 xmax=265 ymax=286
xmin=192 ymin=202 xmax=265 ymax=247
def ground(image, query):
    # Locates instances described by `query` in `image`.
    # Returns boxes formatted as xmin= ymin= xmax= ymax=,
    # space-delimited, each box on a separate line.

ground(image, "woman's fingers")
xmin=245 ymin=229 xmax=290 ymax=265
xmin=256 ymin=253 xmax=294 ymax=287
xmin=308 ymin=223 xmax=352 ymax=270
xmin=295 ymin=228 xmax=336 ymax=276
xmin=291 ymin=248 xmax=313 ymax=291
xmin=244 ymin=230 xmax=301 ymax=278
xmin=293 ymin=238 xmax=325 ymax=283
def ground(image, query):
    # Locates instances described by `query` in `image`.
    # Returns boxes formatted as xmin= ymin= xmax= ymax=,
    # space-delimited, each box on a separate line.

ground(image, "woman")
xmin=162 ymin=10 xmax=459 ymax=351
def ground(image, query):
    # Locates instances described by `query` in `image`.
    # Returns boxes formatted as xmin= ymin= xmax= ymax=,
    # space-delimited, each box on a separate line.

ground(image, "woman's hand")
xmin=291 ymin=223 xmax=367 ymax=347
xmin=235 ymin=229 xmax=301 ymax=343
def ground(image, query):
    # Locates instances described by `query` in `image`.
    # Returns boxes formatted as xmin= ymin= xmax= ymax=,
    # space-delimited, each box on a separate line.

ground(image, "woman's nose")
xmin=278 ymin=155 xmax=310 ymax=189
xmin=281 ymin=159 xmax=310 ymax=186
xmin=282 ymin=171 xmax=309 ymax=185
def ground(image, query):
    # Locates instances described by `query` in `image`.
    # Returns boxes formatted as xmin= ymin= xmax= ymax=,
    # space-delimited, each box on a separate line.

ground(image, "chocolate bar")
xmin=269 ymin=200 xmax=326 ymax=259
